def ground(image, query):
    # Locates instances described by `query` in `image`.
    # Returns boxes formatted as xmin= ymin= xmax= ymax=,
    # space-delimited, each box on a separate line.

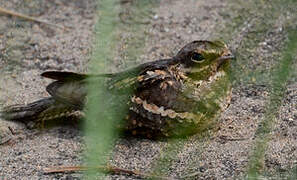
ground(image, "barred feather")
xmin=0 ymin=97 xmax=80 ymax=123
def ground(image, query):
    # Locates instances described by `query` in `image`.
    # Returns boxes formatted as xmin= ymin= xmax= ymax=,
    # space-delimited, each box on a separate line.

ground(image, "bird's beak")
xmin=216 ymin=52 xmax=235 ymax=70
xmin=217 ymin=53 xmax=235 ymax=62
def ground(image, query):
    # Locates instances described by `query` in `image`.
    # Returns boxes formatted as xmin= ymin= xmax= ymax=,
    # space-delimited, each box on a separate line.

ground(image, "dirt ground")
xmin=0 ymin=0 xmax=297 ymax=179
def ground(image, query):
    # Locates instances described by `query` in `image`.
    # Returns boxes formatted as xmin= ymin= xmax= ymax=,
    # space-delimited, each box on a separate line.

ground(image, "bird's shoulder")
xmin=107 ymin=58 xmax=177 ymax=91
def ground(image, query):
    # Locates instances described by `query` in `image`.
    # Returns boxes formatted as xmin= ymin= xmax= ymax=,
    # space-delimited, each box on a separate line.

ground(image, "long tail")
xmin=1 ymin=97 xmax=80 ymax=124
xmin=1 ymin=98 xmax=56 ymax=122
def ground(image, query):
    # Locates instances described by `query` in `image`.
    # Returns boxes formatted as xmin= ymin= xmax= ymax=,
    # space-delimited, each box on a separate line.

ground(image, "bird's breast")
xmin=124 ymin=67 xmax=231 ymax=138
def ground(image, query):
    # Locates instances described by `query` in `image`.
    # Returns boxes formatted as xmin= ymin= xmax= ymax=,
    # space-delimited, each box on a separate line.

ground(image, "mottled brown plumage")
xmin=1 ymin=40 xmax=234 ymax=138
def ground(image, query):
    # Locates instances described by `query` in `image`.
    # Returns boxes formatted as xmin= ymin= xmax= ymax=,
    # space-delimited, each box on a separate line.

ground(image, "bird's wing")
xmin=105 ymin=58 xmax=175 ymax=93
xmin=42 ymin=59 xmax=175 ymax=107
xmin=41 ymin=71 xmax=113 ymax=80
xmin=45 ymin=79 xmax=87 ymax=108
xmin=42 ymin=71 xmax=102 ymax=108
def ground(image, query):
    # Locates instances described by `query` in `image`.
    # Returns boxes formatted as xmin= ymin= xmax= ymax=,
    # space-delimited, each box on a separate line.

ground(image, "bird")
xmin=1 ymin=40 xmax=234 ymax=139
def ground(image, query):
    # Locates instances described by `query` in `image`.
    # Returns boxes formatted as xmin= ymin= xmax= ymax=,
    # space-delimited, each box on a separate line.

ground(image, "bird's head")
xmin=174 ymin=40 xmax=234 ymax=80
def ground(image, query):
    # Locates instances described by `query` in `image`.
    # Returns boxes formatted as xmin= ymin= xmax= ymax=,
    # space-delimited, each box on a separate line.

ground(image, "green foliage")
xmin=84 ymin=0 xmax=119 ymax=178
xmin=247 ymin=29 xmax=297 ymax=179
xmin=84 ymin=0 xmax=158 ymax=178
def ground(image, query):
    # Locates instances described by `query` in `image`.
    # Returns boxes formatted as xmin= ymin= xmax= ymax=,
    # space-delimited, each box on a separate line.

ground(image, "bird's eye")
xmin=191 ymin=52 xmax=205 ymax=63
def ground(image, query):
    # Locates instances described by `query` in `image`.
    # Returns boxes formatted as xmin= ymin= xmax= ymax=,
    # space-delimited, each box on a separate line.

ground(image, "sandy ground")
xmin=1 ymin=0 xmax=297 ymax=179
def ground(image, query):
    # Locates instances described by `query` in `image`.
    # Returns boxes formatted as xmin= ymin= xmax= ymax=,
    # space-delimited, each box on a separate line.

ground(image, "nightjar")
xmin=1 ymin=41 xmax=234 ymax=138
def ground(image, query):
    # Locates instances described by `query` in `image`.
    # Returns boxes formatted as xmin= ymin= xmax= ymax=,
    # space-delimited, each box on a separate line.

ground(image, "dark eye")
xmin=191 ymin=52 xmax=205 ymax=63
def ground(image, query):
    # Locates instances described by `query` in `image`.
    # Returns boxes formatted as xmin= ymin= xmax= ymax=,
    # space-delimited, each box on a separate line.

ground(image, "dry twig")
xmin=44 ymin=165 xmax=172 ymax=179
xmin=0 ymin=6 xmax=68 ymax=31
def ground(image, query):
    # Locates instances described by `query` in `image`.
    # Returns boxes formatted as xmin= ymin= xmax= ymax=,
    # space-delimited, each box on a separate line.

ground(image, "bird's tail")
xmin=1 ymin=97 xmax=56 ymax=122
xmin=1 ymin=98 xmax=80 ymax=126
